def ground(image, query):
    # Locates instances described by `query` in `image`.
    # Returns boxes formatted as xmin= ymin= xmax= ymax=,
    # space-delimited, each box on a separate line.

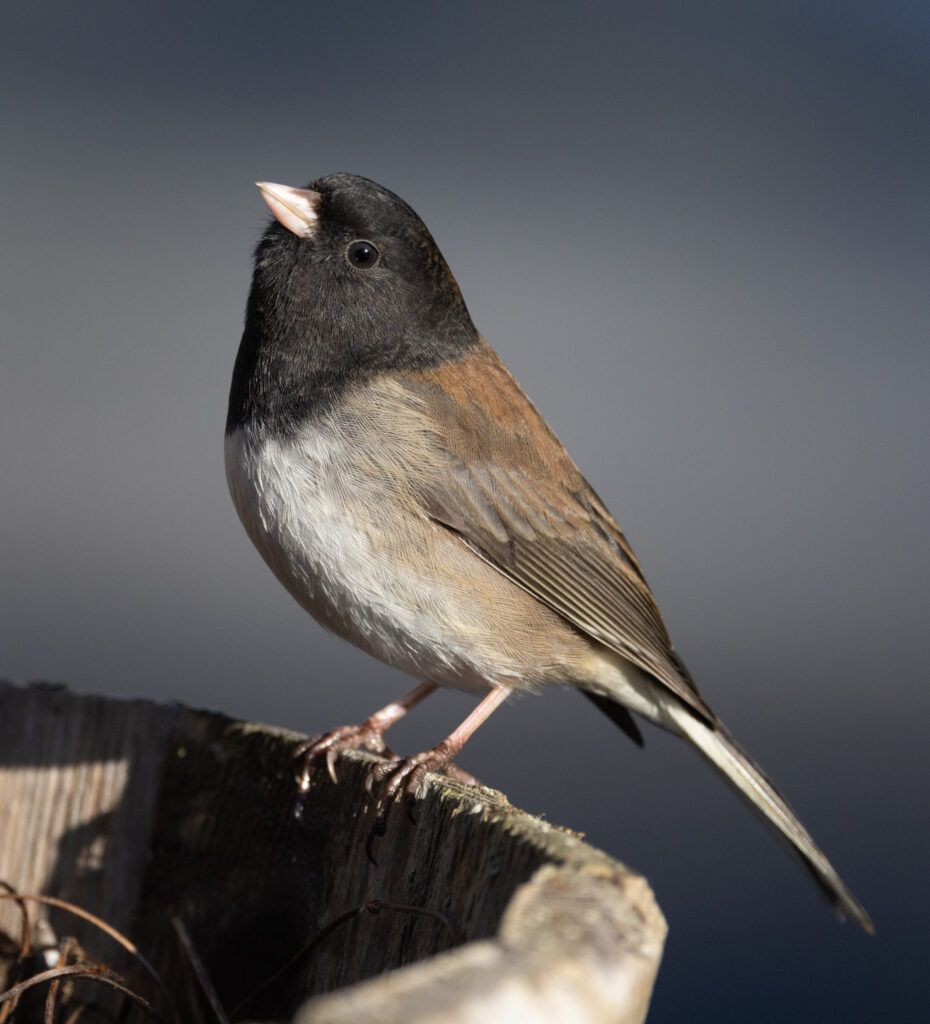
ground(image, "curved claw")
xmin=365 ymin=760 xmax=402 ymax=798
xmin=292 ymin=683 xmax=450 ymax=792
xmin=294 ymin=722 xmax=399 ymax=789
xmin=325 ymin=747 xmax=340 ymax=785
xmin=366 ymin=746 xmax=459 ymax=809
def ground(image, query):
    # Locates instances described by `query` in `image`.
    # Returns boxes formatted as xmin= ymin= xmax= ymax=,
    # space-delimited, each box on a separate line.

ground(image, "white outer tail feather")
xmin=664 ymin=701 xmax=874 ymax=934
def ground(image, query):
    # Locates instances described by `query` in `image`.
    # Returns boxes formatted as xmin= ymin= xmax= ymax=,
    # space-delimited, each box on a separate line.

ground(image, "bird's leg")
xmin=366 ymin=686 xmax=510 ymax=803
xmin=295 ymin=682 xmax=437 ymax=788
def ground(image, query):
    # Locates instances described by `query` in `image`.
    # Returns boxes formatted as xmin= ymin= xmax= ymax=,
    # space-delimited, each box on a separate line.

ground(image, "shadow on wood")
xmin=0 ymin=681 xmax=666 ymax=1023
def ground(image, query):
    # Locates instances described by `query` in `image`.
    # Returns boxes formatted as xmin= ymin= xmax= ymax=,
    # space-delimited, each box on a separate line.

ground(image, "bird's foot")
xmin=362 ymin=741 xmax=454 ymax=802
xmin=364 ymin=737 xmax=472 ymax=805
xmin=294 ymin=683 xmax=440 ymax=790
xmin=362 ymin=742 xmax=476 ymax=861
xmin=295 ymin=721 xmax=398 ymax=790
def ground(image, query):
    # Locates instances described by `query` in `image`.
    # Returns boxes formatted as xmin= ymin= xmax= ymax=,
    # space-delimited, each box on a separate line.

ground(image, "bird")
xmin=225 ymin=172 xmax=872 ymax=933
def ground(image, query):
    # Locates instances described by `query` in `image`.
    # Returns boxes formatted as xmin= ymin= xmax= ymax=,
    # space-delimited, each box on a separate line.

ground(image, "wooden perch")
xmin=0 ymin=680 xmax=666 ymax=1022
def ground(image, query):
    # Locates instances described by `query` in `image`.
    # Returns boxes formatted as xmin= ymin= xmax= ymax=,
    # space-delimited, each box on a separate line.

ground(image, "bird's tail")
xmin=664 ymin=701 xmax=874 ymax=933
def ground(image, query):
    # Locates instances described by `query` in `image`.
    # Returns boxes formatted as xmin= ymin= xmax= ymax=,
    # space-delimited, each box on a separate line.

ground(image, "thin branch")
xmin=0 ymin=893 xmax=176 ymax=1023
xmin=230 ymin=897 xmax=462 ymax=1017
xmin=0 ymin=881 xmax=31 ymax=959
xmin=0 ymin=965 xmax=157 ymax=1020
xmin=171 ymin=918 xmax=230 ymax=1024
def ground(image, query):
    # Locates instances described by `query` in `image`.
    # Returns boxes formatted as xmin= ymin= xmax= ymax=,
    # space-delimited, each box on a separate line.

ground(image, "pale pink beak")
xmin=256 ymin=181 xmax=321 ymax=238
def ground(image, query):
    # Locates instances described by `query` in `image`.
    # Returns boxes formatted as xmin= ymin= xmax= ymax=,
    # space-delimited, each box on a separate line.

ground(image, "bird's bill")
xmin=256 ymin=181 xmax=320 ymax=238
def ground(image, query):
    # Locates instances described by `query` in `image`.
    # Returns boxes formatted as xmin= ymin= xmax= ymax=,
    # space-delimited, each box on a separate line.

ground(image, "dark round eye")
xmin=345 ymin=239 xmax=380 ymax=270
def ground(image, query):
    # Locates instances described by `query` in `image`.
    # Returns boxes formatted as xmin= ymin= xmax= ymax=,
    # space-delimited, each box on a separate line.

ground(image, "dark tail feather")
xmin=583 ymin=690 xmax=645 ymax=747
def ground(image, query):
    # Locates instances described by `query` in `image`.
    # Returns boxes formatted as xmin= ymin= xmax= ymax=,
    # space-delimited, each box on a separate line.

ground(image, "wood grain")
xmin=0 ymin=681 xmax=665 ymax=1022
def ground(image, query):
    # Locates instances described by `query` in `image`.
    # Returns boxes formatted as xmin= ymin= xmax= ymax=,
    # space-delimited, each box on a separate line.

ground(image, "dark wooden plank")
xmin=0 ymin=681 xmax=665 ymax=1023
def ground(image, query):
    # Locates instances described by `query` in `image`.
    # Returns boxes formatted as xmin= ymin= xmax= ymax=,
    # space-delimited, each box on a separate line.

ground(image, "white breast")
xmin=225 ymin=423 xmax=364 ymax=617
xmin=224 ymin=422 xmax=506 ymax=691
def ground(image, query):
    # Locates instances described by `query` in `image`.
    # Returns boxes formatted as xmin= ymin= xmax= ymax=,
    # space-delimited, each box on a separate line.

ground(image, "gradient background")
xmin=3 ymin=2 xmax=928 ymax=1019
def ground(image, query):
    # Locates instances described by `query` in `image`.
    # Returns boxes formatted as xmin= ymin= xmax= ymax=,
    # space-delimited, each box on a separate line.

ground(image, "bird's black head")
xmin=226 ymin=172 xmax=478 ymax=434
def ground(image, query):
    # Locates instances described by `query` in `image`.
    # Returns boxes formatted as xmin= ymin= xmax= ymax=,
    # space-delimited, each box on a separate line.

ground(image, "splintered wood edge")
xmin=289 ymin=747 xmax=667 ymax=1024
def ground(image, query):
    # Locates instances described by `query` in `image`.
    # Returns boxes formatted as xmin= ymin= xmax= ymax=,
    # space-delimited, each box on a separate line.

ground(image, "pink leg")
xmin=295 ymin=682 xmax=437 ymax=788
xmin=367 ymin=687 xmax=511 ymax=802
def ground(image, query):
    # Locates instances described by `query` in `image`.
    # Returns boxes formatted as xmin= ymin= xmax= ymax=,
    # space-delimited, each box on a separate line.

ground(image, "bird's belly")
xmin=224 ymin=425 xmax=551 ymax=692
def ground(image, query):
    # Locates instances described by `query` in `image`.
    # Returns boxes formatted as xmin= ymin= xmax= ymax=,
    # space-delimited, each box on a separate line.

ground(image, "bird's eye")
xmin=345 ymin=239 xmax=380 ymax=270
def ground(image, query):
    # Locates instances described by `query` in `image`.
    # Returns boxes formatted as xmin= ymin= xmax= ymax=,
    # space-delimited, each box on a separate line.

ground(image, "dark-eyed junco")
xmin=225 ymin=173 xmax=872 ymax=932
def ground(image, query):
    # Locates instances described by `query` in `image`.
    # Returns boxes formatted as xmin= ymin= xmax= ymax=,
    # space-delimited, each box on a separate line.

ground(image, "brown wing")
xmin=400 ymin=338 xmax=713 ymax=722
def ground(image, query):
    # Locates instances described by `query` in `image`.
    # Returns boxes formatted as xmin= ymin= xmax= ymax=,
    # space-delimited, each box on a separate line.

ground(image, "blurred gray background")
xmin=2 ymin=1 xmax=927 ymax=1018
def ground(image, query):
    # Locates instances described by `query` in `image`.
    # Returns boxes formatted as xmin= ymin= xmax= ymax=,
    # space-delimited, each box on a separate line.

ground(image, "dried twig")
xmin=231 ymin=897 xmax=462 ymax=1017
xmin=0 ymin=964 xmax=157 ymax=1019
xmin=0 ymin=892 xmax=176 ymax=1022
xmin=0 ymin=881 xmax=31 ymax=960
xmin=0 ymin=879 xmax=33 ymax=1024
xmin=171 ymin=918 xmax=230 ymax=1024
xmin=45 ymin=935 xmax=81 ymax=1024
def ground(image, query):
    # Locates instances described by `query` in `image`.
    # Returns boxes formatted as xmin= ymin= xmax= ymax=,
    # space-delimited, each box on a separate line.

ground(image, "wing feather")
xmin=393 ymin=344 xmax=713 ymax=722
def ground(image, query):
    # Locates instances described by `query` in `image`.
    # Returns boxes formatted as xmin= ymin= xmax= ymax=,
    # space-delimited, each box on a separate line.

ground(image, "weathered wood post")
xmin=0 ymin=681 xmax=666 ymax=1022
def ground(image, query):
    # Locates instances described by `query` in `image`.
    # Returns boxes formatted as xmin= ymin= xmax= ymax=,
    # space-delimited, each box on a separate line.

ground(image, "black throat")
xmin=226 ymin=236 xmax=479 ymax=437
